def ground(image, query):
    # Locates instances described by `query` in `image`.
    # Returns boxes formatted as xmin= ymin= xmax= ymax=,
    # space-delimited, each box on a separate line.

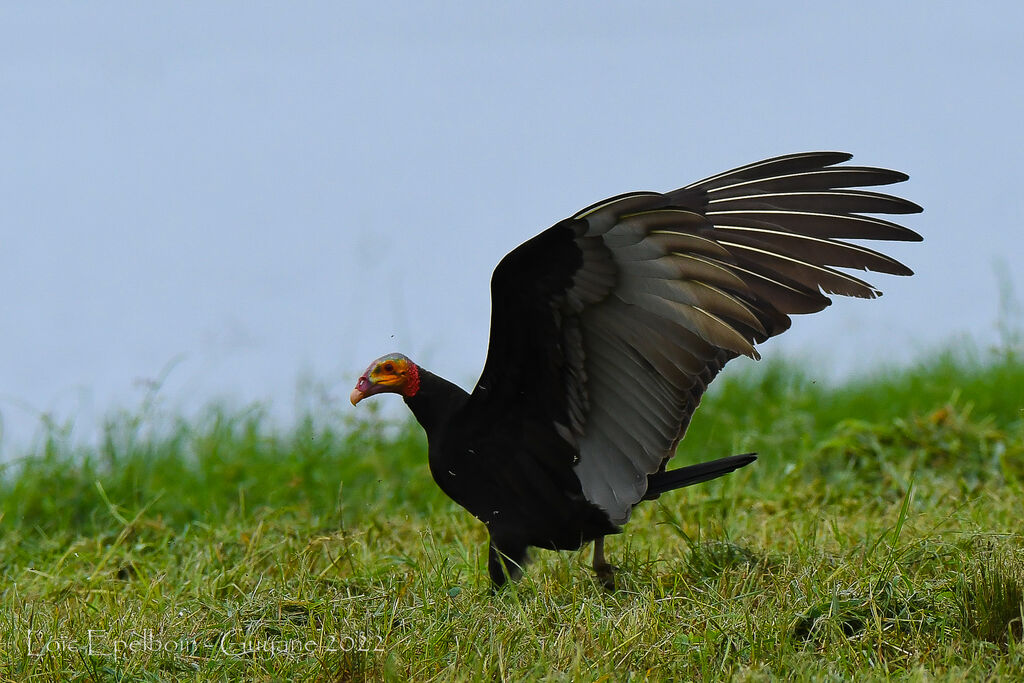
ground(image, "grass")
xmin=0 ymin=345 xmax=1022 ymax=681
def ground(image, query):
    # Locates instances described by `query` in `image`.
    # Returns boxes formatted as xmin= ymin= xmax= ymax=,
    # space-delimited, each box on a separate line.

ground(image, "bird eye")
xmin=383 ymin=363 xmax=394 ymax=373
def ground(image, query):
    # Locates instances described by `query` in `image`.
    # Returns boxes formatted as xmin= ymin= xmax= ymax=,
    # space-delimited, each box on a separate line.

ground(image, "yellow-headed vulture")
xmin=351 ymin=152 xmax=922 ymax=589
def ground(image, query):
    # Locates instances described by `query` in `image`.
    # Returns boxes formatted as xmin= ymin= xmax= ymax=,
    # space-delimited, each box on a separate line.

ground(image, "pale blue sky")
xmin=2 ymin=2 xmax=1022 ymax=453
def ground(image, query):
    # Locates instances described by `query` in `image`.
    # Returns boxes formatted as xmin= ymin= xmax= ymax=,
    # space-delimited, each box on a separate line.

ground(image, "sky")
xmin=2 ymin=2 xmax=1022 ymax=455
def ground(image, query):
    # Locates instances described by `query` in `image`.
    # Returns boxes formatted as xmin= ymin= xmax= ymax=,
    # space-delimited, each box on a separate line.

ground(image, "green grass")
xmin=1 ymin=346 xmax=1022 ymax=681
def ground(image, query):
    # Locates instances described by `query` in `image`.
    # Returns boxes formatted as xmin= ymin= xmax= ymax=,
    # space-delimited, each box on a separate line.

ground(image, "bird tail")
xmin=642 ymin=453 xmax=757 ymax=500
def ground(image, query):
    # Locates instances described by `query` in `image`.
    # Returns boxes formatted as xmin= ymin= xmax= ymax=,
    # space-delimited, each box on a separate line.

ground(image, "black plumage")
xmin=350 ymin=152 xmax=922 ymax=589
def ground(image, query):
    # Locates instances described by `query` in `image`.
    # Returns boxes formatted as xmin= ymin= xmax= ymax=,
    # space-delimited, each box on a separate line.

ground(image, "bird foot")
xmin=593 ymin=563 xmax=619 ymax=591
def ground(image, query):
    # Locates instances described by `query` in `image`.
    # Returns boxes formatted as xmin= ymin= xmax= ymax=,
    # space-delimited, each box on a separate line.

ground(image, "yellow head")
xmin=350 ymin=353 xmax=421 ymax=404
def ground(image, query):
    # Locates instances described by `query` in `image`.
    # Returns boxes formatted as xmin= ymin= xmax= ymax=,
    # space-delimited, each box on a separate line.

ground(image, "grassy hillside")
xmin=1 ymin=347 xmax=1022 ymax=681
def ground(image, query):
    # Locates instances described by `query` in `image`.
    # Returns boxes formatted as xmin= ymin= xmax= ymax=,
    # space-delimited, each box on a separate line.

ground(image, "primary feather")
xmin=352 ymin=152 xmax=922 ymax=589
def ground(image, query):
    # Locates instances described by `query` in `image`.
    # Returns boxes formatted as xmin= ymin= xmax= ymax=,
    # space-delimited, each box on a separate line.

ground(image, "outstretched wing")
xmin=471 ymin=152 xmax=922 ymax=524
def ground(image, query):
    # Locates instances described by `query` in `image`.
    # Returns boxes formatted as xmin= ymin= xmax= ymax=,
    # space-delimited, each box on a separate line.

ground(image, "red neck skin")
xmin=403 ymin=362 xmax=421 ymax=398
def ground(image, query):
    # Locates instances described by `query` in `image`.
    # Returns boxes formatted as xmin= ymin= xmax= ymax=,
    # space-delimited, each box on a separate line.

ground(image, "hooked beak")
xmin=350 ymin=376 xmax=372 ymax=405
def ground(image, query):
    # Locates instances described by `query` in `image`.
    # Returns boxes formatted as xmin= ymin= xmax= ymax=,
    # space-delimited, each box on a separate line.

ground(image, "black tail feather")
xmin=643 ymin=453 xmax=757 ymax=500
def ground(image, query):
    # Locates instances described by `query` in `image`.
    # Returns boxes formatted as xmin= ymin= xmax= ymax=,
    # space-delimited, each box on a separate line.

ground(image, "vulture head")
xmin=350 ymin=353 xmax=421 ymax=405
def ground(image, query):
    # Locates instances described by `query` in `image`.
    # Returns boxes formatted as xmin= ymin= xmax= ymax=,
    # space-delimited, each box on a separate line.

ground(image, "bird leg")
xmin=592 ymin=536 xmax=617 ymax=590
xmin=487 ymin=541 xmax=525 ymax=591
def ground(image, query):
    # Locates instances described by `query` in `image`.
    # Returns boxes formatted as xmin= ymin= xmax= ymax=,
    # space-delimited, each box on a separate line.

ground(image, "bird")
xmin=350 ymin=152 xmax=922 ymax=590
